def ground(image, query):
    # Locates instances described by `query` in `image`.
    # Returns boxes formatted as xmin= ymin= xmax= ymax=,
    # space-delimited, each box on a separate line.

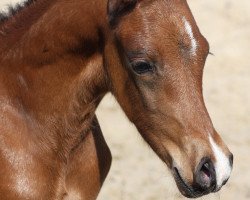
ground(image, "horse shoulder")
xmin=0 ymin=100 xmax=64 ymax=199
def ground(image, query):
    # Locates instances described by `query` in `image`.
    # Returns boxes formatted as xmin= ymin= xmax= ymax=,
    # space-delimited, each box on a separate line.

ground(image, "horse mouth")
xmin=172 ymin=168 xmax=212 ymax=198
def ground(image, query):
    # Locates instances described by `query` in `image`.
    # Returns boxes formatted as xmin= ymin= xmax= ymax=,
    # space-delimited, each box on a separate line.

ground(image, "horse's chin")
xmin=172 ymin=168 xmax=213 ymax=199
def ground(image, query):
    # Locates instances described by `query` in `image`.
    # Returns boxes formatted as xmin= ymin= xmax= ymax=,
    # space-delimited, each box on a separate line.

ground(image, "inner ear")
xmin=108 ymin=0 xmax=138 ymax=27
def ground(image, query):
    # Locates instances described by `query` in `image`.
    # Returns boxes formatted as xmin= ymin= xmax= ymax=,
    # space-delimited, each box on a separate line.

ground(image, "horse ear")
xmin=108 ymin=0 xmax=138 ymax=27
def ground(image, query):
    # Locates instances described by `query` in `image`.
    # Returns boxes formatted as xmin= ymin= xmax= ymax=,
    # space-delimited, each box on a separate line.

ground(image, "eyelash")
xmin=131 ymin=61 xmax=155 ymax=75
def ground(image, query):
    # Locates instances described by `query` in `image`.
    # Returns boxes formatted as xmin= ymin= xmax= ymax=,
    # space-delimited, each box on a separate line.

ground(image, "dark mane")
xmin=0 ymin=0 xmax=36 ymax=25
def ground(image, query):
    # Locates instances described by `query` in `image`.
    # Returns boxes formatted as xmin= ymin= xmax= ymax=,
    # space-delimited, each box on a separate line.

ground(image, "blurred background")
xmin=1 ymin=0 xmax=249 ymax=199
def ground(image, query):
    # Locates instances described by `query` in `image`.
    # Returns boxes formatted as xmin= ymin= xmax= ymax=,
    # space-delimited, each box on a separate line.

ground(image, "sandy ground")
xmin=1 ymin=0 xmax=249 ymax=199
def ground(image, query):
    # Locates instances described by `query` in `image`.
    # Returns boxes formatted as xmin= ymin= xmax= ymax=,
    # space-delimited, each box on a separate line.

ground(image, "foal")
xmin=0 ymin=0 xmax=233 ymax=199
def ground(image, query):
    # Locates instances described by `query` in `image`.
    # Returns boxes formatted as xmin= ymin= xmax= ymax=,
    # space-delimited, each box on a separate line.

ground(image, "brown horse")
xmin=0 ymin=0 xmax=233 ymax=199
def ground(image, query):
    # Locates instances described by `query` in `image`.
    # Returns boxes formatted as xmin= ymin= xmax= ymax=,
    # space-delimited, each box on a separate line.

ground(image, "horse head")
xmin=104 ymin=0 xmax=233 ymax=197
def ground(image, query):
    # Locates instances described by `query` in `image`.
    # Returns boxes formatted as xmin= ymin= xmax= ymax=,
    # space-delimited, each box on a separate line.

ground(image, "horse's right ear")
xmin=108 ymin=0 xmax=138 ymax=27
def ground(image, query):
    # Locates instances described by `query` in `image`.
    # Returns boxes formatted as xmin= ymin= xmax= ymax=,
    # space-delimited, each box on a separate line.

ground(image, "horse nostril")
xmin=194 ymin=157 xmax=216 ymax=193
xmin=200 ymin=162 xmax=211 ymax=179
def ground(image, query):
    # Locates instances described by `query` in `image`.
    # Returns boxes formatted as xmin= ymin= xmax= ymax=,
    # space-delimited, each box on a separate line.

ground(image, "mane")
xmin=0 ymin=0 xmax=36 ymax=25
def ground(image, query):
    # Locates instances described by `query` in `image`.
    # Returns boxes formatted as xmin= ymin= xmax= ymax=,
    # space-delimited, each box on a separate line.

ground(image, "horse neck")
xmin=0 ymin=0 xmax=108 ymax=57
xmin=0 ymin=0 xmax=110 ymax=157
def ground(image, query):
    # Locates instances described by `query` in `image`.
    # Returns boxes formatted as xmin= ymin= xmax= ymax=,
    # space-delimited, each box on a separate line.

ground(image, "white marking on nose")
xmin=182 ymin=17 xmax=198 ymax=56
xmin=209 ymin=136 xmax=232 ymax=189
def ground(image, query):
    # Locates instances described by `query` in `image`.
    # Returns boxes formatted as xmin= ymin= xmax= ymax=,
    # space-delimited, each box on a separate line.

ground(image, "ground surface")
xmin=0 ymin=0 xmax=249 ymax=199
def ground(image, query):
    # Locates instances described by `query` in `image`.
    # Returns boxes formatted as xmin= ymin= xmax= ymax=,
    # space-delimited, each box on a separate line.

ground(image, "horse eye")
xmin=131 ymin=61 xmax=154 ymax=75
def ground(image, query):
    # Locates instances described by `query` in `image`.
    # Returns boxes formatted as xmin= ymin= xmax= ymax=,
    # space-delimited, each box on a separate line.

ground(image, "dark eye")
xmin=131 ymin=61 xmax=154 ymax=75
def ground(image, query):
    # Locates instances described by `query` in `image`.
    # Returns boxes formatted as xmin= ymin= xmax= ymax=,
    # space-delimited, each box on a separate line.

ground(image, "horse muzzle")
xmin=172 ymin=153 xmax=233 ymax=198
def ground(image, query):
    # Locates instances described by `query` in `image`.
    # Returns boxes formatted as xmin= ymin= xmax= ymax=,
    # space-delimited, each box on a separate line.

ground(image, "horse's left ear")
xmin=108 ymin=0 xmax=138 ymax=27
